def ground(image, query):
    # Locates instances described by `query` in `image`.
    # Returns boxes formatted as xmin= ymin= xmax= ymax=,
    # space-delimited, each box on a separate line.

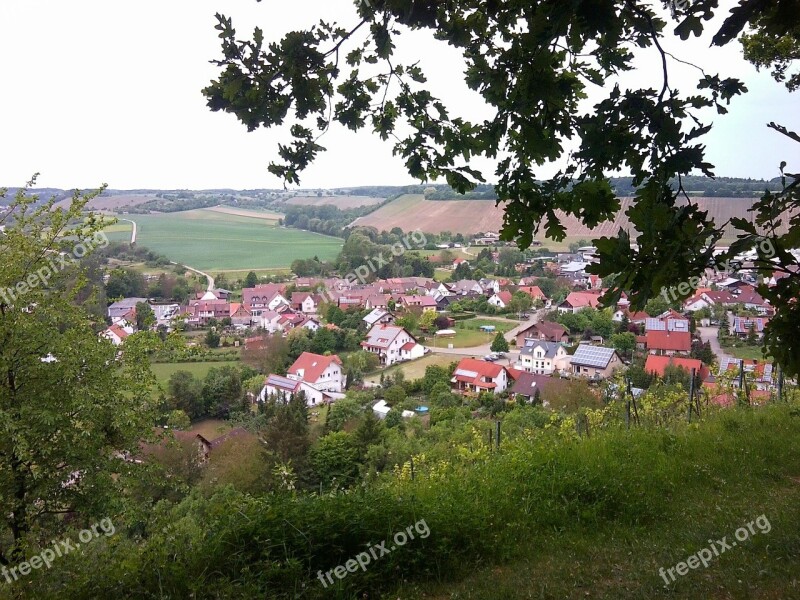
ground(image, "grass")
xmin=103 ymin=209 xmax=343 ymax=270
xmin=441 ymin=317 xmax=519 ymax=348
xmin=364 ymin=353 xmax=463 ymax=383
xmin=150 ymin=360 xmax=241 ymax=388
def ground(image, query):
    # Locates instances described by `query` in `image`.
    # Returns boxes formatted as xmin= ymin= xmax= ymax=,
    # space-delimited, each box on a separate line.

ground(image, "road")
xmin=697 ymin=326 xmax=731 ymax=365
xmin=119 ymin=218 xmax=137 ymax=244
xmin=172 ymin=262 xmax=215 ymax=292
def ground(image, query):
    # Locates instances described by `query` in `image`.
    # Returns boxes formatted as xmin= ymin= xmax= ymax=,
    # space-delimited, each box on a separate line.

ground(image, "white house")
xmin=515 ymin=340 xmax=570 ymax=375
xmin=488 ymin=290 xmax=513 ymax=309
xmin=259 ymin=352 xmax=346 ymax=407
xmin=372 ymin=399 xmax=392 ymax=419
xmin=361 ymin=324 xmax=424 ymax=366
xmin=100 ymin=323 xmax=134 ymax=346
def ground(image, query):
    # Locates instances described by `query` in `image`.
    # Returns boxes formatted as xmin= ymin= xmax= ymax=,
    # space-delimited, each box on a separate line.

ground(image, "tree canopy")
xmin=204 ymin=0 xmax=799 ymax=373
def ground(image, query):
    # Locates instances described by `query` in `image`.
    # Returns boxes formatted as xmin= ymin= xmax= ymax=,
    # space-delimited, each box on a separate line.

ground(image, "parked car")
xmin=483 ymin=354 xmax=497 ymax=362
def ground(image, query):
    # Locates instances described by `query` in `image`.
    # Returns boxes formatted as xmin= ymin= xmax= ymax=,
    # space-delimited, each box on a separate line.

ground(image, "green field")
xmin=150 ymin=360 xmax=242 ymax=388
xmin=364 ymin=353 xmax=463 ymax=383
xmin=433 ymin=317 xmax=519 ymax=348
xmin=105 ymin=209 xmax=343 ymax=270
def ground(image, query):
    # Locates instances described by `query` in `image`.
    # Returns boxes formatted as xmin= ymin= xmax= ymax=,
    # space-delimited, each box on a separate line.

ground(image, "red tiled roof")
xmin=453 ymin=358 xmax=507 ymax=386
xmin=400 ymin=342 xmax=416 ymax=351
xmin=287 ymin=352 xmax=342 ymax=383
xmin=645 ymin=355 xmax=707 ymax=379
xmin=645 ymin=330 xmax=692 ymax=352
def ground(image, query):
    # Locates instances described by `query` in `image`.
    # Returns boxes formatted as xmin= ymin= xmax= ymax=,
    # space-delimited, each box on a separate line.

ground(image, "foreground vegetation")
xmin=9 ymin=402 xmax=799 ymax=598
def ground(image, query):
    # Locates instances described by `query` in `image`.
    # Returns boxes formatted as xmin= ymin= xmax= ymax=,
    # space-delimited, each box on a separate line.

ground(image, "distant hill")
xmin=350 ymin=193 xmax=779 ymax=238
xmin=282 ymin=195 xmax=385 ymax=209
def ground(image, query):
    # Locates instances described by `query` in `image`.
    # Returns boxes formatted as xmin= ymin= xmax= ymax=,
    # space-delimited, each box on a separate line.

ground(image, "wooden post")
xmin=410 ymin=456 xmax=415 ymax=481
xmin=688 ymin=367 xmax=696 ymax=422
xmin=777 ymin=365 xmax=784 ymax=402
xmin=496 ymin=420 xmax=501 ymax=450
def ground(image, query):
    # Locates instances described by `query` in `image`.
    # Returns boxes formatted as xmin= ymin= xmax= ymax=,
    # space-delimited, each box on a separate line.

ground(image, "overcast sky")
xmin=1 ymin=1 xmax=797 ymax=190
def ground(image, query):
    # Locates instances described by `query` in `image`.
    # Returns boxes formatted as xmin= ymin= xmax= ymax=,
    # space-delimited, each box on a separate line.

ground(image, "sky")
xmin=0 ymin=0 xmax=797 ymax=191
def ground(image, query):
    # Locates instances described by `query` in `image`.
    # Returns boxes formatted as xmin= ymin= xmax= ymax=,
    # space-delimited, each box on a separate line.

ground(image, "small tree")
xmin=135 ymin=301 xmax=155 ymax=331
xmin=244 ymin=271 xmax=258 ymax=288
xmin=205 ymin=328 xmax=221 ymax=348
xmin=490 ymin=332 xmax=509 ymax=352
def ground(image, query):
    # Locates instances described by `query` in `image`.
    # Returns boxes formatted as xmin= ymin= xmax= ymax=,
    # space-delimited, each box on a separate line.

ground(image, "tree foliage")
xmin=204 ymin=0 xmax=800 ymax=373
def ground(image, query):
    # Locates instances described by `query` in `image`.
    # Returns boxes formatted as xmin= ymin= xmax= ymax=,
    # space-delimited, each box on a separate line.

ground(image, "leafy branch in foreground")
xmin=203 ymin=0 xmax=799 ymax=372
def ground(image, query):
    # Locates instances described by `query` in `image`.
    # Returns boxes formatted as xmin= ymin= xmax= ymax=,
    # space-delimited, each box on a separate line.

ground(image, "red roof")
xmin=453 ymin=357 xmax=507 ymax=389
xmin=645 ymin=330 xmax=692 ymax=352
xmin=287 ymin=352 xmax=342 ymax=383
xmin=645 ymin=355 xmax=708 ymax=379
xmin=496 ymin=290 xmax=513 ymax=305
xmin=518 ymin=285 xmax=547 ymax=300
xmin=563 ymin=291 xmax=601 ymax=309
xmin=108 ymin=324 xmax=129 ymax=339
xmin=400 ymin=342 xmax=416 ymax=351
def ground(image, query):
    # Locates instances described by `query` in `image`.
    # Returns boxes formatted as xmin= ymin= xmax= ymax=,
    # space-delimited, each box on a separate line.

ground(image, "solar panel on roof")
xmin=573 ymin=345 xmax=614 ymax=368
xmin=454 ymin=369 xmax=479 ymax=378
xmin=267 ymin=374 xmax=299 ymax=389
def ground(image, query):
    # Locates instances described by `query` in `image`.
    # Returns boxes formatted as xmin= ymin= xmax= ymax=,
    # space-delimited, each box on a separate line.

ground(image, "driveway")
xmin=697 ymin=326 xmax=731 ymax=366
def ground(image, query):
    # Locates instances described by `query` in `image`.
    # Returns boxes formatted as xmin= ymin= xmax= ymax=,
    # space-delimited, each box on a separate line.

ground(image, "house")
xmin=291 ymin=292 xmax=321 ymax=314
xmin=363 ymin=308 xmax=395 ymax=327
xmin=510 ymin=372 xmax=569 ymax=406
xmin=558 ymin=291 xmax=602 ymax=313
xmin=297 ymin=315 xmax=321 ymax=333
xmin=365 ymin=294 xmax=391 ymax=310
xmin=361 ymin=324 xmax=424 ymax=366
xmin=515 ymin=340 xmax=570 ymax=375
xmin=718 ymin=357 xmax=775 ymax=390
xmin=645 ymin=355 xmax=709 ymax=381
xmin=185 ymin=300 xmax=231 ymax=326
xmin=283 ymin=352 xmax=346 ymax=405
xmin=515 ymin=321 xmax=569 ymax=346
xmin=731 ymin=316 xmax=769 ymax=338
xmin=517 ymin=285 xmax=548 ymax=305
xmin=645 ymin=330 xmax=692 ymax=355
xmin=451 ymin=358 xmax=510 ymax=395
xmin=452 ymin=257 xmax=468 ymax=269
xmin=242 ymin=284 xmax=289 ymax=314
xmin=450 ymin=279 xmax=483 ymax=295
xmin=100 ymin=323 xmax=134 ymax=346
xmin=108 ymin=297 xmax=148 ymax=322
xmin=479 ymin=278 xmax=501 ymax=294
xmin=230 ymin=303 xmax=254 ymax=328
xmin=570 ymin=345 xmax=622 ymax=379
xmin=400 ymin=295 xmax=438 ymax=312
xmin=645 ymin=316 xmax=690 ymax=332
xmin=488 ymin=290 xmax=513 ymax=309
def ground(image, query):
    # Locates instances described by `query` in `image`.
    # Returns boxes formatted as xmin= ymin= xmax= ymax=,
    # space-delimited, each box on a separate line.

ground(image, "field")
xmin=437 ymin=317 xmax=520 ymax=348
xmin=103 ymin=208 xmax=343 ymax=270
xmin=284 ymin=195 xmax=384 ymax=209
xmin=364 ymin=353 xmax=463 ymax=383
xmin=351 ymin=193 xmax=770 ymax=242
xmin=55 ymin=193 xmax=158 ymax=211
xmin=150 ymin=360 xmax=242 ymax=388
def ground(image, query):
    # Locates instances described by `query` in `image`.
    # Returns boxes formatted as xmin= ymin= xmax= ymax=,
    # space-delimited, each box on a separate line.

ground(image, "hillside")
xmin=283 ymin=194 xmax=385 ymax=209
xmin=350 ymin=193 xmax=773 ymax=238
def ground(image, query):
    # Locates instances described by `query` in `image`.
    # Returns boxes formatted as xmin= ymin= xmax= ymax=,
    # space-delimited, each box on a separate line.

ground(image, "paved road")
xmin=697 ymin=326 xmax=731 ymax=366
xmin=119 ymin=218 xmax=137 ymax=244
xmin=172 ymin=261 xmax=215 ymax=292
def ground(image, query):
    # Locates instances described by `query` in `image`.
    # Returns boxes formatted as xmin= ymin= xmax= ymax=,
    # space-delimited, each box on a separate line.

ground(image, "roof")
xmin=518 ymin=321 xmax=567 ymax=340
xmin=645 ymin=317 xmax=690 ymax=332
xmin=518 ymin=285 xmax=547 ymax=299
xmin=494 ymin=290 xmax=513 ymax=305
xmin=363 ymin=308 xmax=390 ymax=325
xmin=562 ymin=291 xmax=602 ymax=309
xmin=287 ymin=352 xmax=342 ymax=383
xmin=571 ymin=345 xmax=618 ymax=368
xmin=731 ymin=316 xmax=769 ymax=333
xmin=106 ymin=324 xmax=130 ymax=339
xmin=452 ymin=357 xmax=506 ymax=388
xmin=645 ymin=355 xmax=705 ymax=378
xmin=511 ymin=372 xmax=569 ymax=397
xmin=400 ymin=341 xmax=417 ymax=351
xmin=362 ymin=324 xmax=413 ymax=349
xmin=520 ymin=340 xmax=564 ymax=358
xmin=645 ymin=330 xmax=692 ymax=352
xmin=265 ymin=374 xmax=301 ymax=392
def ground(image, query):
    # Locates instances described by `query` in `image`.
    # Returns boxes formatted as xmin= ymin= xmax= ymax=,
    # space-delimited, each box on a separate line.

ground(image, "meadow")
xmin=104 ymin=208 xmax=343 ymax=270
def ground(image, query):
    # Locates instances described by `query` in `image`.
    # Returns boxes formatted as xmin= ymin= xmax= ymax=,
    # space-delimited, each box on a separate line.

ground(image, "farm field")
xmin=55 ymin=193 xmax=158 ymax=211
xmin=364 ymin=353 xmax=462 ymax=384
xmin=351 ymin=193 xmax=766 ymax=240
xmin=203 ymin=205 xmax=283 ymax=221
xmin=284 ymin=195 xmax=384 ymax=209
xmin=102 ymin=208 xmax=343 ymax=270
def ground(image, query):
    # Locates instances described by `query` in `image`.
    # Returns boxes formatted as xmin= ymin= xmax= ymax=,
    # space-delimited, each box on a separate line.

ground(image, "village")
xmin=100 ymin=237 xmax=787 ymax=447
